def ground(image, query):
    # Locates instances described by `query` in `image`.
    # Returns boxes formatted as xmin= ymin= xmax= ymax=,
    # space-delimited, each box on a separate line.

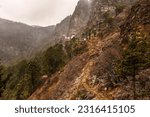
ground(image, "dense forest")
xmin=0 ymin=37 xmax=87 ymax=99
xmin=0 ymin=0 xmax=149 ymax=100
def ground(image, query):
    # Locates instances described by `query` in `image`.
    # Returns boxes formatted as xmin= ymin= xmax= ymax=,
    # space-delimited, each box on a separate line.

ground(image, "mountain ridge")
xmin=0 ymin=0 xmax=149 ymax=100
xmin=0 ymin=0 xmax=91 ymax=64
xmin=30 ymin=0 xmax=149 ymax=100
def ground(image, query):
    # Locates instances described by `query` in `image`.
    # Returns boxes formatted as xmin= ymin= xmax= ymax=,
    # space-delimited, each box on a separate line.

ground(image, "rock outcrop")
xmin=68 ymin=0 xmax=91 ymax=36
xmin=0 ymin=0 xmax=91 ymax=64
xmin=30 ymin=0 xmax=150 ymax=100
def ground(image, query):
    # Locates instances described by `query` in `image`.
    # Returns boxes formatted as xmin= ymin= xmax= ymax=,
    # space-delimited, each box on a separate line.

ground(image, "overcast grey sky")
xmin=0 ymin=0 xmax=79 ymax=26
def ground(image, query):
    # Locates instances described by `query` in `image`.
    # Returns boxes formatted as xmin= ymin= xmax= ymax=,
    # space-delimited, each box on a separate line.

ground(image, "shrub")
xmin=115 ymin=4 xmax=126 ymax=16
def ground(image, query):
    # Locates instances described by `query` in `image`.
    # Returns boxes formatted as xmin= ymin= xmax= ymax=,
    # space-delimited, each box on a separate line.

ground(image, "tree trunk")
xmin=133 ymin=64 xmax=136 ymax=100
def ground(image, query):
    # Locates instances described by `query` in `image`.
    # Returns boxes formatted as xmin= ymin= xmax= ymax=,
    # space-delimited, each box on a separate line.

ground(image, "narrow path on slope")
xmin=77 ymin=38 xmax=110 ymax=99
xmin=81 ymin=76 xmax=108 ymax=99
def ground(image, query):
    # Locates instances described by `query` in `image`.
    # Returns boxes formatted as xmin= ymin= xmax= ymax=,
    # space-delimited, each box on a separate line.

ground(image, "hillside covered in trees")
xmin=0 ymin=0 xmax=150 ymax=100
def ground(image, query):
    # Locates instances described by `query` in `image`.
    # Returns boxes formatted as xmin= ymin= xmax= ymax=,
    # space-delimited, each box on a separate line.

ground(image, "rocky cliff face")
xmin=85 ymin=0 xmax=138 ymax=39
xmin=1 ymin=0 xmax=149 ymax=100
xmin=51 ymin=16 xmax=71 ymax=43
xmin=67 ymin=0 xmax=91 ymax=36
xmin=29 ymin=0 xmax=150 ymax=100
xmin=0 ymin=0 xmax=91 ymax=64
xmin=51 ymin=0 xmax=91 ymax=42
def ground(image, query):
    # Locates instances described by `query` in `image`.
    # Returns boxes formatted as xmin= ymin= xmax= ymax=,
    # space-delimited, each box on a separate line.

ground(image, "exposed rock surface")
xmin=0 ymin=0 xmax=91 ymax=64
xmin=68 ymin=0 xmax=91 ymax=36
xmin=30 ymin=0 xmax=150 ymax=100
xmin=0 ymin=0 xmax=149 ymax=100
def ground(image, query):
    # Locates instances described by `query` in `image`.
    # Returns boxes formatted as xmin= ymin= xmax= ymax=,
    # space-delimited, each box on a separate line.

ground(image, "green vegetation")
xmin=115 ymin=28 xmax=150 ymax=99
xmin=103 ymin=11 xmax=115 ymax=28
xmin=115 ymin=4 xmax=126 ymax=16
xmin=42 ymin=44 xmax=68 ymax=75
xmin=0 ymin=61 xmax=4 ymax=97
xmin=116 ymin=30 xmax=150 ymax=77
xmin=65 ymin=37 xmax=87 ymax=58
xmin=1 ymin=59 xmax=41 ymax=99
xmin=82 ymin=28 xmax=92 ymax=40
xmin=0 ymin=38 xmax=87 ymax=99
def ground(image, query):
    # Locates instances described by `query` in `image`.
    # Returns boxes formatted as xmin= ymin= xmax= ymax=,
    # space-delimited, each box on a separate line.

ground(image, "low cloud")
xmin=0 ymin=0 xmax=79 ymax=26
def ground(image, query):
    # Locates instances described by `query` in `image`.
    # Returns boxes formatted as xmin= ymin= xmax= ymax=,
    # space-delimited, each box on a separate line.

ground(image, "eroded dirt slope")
xmin=29 ymin=31 xmax=123 ymax=100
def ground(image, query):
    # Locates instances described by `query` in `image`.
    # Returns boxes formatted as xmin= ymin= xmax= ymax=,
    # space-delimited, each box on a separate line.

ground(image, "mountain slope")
xmin=51 ymin=0 xmax=91 ymax=42
xmin=0 ymin=0 xmax=92 ymax=99
xmin=0 ymin=18 xmax=55 ymax=64
xmin=0 ymin=0 xmax=91 ymax=64
xmin=1 ymin=0 xmax=149 ymax=100
xmin=29 ymin=0 xmax=150 ymax=100
xmin=29 ymin=32 xmax=121 ymax=100
xmin=67 ymin=0 xmax=91 ymax=36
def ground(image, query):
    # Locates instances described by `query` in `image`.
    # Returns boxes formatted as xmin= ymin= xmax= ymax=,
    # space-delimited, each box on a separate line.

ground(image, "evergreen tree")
xmin=115 ymin=4 xmax=126 ymax=16
xmin=116 ymin=28 xmax=150 ymax=99
xmin=43 ymin=44 xmax=67 ymax=75
xmin=0 ymin=60 xmax=4 ymax=97
xmin=26 ymin=59 xmax=41 ymax=91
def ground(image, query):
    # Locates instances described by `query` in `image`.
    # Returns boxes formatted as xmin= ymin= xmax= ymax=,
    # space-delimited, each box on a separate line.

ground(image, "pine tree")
xmin=116 ymin=28 xmax=150 ymax=99
xmin=26 ymin=59 xmax=41 ymax=91
xmin=0 ymin=60 xmax=4 ymax=97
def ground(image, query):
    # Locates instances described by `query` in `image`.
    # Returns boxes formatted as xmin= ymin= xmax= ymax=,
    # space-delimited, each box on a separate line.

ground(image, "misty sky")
xmin=0 ymin=0 xmax=79 ymax=26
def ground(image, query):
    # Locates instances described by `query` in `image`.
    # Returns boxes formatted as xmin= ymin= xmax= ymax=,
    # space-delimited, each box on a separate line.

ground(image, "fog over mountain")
xmin=0 ymin=0 xmax=91 ymax=64
xmin=0 ymin=0 xmax=150 ymax=100
xmin=0 ymin=0 xmax=79 ymax=26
